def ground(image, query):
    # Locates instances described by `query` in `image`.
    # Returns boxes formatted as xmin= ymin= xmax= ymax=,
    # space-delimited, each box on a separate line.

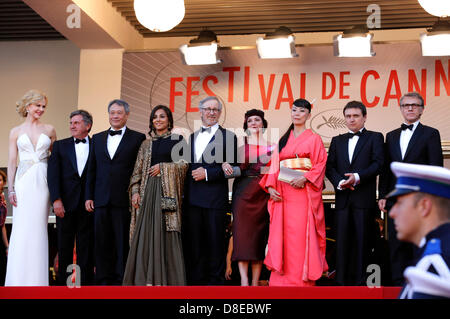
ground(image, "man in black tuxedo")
xmin=85 ymin=99 xmax=145 ymax=285
xmin=378 ymin=92 xmax=443 ymax=286
xmin=48 ymin=110 xmax=95 ymax=285
xmin=326 ymin=101 xmax=384 ymax=285
xmin=183 ymin=96 xmax=237 ymax=285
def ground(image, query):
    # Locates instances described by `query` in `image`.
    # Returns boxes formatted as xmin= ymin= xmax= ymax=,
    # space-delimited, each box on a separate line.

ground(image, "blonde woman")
xmin=5 ymin=89 xmax=56 ymax=286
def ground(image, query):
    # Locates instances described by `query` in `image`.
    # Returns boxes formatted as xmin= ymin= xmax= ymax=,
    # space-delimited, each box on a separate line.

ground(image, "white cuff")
xmin=353 ymin=173 xmax=360 ymax=186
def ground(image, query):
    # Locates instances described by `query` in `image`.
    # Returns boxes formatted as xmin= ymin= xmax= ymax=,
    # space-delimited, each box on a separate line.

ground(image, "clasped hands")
xmin=289 ymin=175 xmax=307 ymax=189
xmin=339 ymin=173 xmax=358 ymax=191
xmin=268 ymin=176 xmax=307 ymax=202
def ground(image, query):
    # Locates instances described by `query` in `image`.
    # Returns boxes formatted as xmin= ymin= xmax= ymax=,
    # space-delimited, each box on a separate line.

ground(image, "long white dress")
xmin=5 ymin=133 xmax=51 ymax=286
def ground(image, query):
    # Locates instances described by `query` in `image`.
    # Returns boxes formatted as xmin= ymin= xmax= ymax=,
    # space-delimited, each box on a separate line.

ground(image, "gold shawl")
xmin=128 ymin=133 xmax=188 ymax=242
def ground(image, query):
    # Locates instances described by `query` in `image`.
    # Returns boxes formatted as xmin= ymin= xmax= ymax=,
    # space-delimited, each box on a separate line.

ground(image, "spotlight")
xmin=333 ymin=25 xmax=375 ymax=57
xmin=420 ymin=19 xmax=450 ymax=56
xmin=179 ymin=29 xmax=222 ymax=65
xmin=256 ymin=26 xmax=298 ymax=59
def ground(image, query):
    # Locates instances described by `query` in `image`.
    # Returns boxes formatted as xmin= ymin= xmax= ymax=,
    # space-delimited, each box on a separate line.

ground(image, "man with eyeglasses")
xmin=183 ymin=96 xmax=237 ymax=285
xmin=378 ymin=91 xmax=443 ymax=286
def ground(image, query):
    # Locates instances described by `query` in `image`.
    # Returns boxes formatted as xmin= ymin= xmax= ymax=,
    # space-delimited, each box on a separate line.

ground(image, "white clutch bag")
xmin=277 ymin=157 xmax=311 ymax=183
xmin=277 ymin=166 xmax=304 ymax=183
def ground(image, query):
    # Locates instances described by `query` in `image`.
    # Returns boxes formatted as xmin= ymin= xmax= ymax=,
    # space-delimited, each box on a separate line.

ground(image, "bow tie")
xmin=75 ymin=138 xmax=86 ymax=144
xmin=201 ymin=127 xmax=211 ymax=133
xmin=109 ymin=130 xmax=122 ymax=136
xmin=401 ymin=123 xmax=414 ymax=131
xmin=348 ymin=130 xmax=362 ymax=138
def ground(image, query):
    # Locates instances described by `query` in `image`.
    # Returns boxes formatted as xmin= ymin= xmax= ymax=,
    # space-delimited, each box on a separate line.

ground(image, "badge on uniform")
xmin=400 ymin=239 xmax=450 ymax=299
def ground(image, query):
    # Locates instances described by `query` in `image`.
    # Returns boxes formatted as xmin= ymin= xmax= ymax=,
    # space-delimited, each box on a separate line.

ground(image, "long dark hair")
xmin=148 ymin=105 xmax=173 ymax=135
xmin=278 ymin=99 xmax=311 ymax=152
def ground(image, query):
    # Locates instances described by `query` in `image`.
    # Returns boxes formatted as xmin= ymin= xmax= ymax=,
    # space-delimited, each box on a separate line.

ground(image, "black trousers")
xmin=335 ymin=206 xmax=372 ymax=286
xmin=94 ymin=205 xmax=130 ymax=285
xmin=56 ymin=203 xmax=94 ymax=286
xmin=183 ymin=205 xmax=227 ymax=285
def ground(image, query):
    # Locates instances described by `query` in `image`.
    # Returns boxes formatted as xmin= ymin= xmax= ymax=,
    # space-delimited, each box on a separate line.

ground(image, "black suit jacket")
xmin=185 ymin=126 xmax=237 ymax=210
xmin=86 ymin=127 xmax=146 ymax=208
xmin=48 ymin=137 xmax=91 ymax=212
xmin=379 ymin=123 xmax=443 ymax=200
xmin=326 ymin=129 xmax=384 ymax=210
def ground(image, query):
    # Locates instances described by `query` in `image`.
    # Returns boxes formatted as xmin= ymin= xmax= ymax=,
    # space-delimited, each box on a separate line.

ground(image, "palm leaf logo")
xmin=316 ymin=115 xmax=346 ymax=130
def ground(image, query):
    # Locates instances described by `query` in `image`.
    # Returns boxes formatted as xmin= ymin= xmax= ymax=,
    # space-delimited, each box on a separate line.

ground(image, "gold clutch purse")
xmin=278 ymin=157 xmax=311 ymax=183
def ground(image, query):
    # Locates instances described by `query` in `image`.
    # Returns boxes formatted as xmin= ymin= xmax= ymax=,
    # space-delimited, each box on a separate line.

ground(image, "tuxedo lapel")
xmin=340 ymin=135 xmax=351 ymax=167
xmin=201 ymin=127 xmax=220 ymax=160
xmin=112 ymin=127 xmax=129 ymax=160
xmin=207 ymin=130 xmax=217 ymax=146
xmin=391 ymin=129 xmax=403 ymax=161
xmin=80 ymin=136 xmax=92 ymax=177
xmin=193 ymin=127 xmax=220 ymax=163
xmin=190 ymin=132 xmax=196 ymax=162
xmin=404 ymin=123 xmax=424 ymax=161
xmin=67 ymin=138 xmax=78 ymax=173
xmin=102 ymin=130 xmax=111 ymax=160
xmin=351 ymin=130 xmax=368 ymax=165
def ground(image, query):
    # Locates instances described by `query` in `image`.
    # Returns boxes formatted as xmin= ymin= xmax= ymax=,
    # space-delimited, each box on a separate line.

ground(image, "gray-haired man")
xmin=379 ymin=92 xmax=443 ymax=286
xmin=183 ymin=96 xmax=237 ymax=285
xmin=85 ymin=99 xmax=145 ymax=285
xmin=48 ymin=110 xmax=95 ymax=285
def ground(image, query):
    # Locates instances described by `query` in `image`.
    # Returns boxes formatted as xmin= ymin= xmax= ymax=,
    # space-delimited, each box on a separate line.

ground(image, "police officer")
xmin=387 ymin=162 xmax=450 ymax=299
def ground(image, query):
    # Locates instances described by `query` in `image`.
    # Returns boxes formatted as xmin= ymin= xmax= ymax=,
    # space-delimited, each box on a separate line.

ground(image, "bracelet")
xmin=9 ymin=191 xmax=15 ymax=194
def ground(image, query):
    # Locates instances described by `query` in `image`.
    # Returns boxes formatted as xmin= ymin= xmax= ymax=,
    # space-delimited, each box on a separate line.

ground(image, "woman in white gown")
xmin=5 ymin=89 xmax=56 ymax=286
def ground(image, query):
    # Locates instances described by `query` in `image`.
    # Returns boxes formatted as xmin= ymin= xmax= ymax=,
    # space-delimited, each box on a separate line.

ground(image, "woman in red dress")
xmin=260 ymin=99 xmax=328 ymax=286
xmin=223 ymin=109 xmax=274 ymax=286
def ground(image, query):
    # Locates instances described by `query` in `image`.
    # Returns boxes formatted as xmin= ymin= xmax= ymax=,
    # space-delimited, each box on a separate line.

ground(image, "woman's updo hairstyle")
xmin=16 ymin=89 xmax=47 ymax=118
xmin=243 ymin=108 xmax=268 ymax=131
xmin=278 ymin=98 xmax=312 ymax=152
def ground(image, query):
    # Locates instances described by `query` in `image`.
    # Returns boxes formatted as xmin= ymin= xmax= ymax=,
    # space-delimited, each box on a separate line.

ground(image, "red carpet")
xmin=0 ymin=286 xmax=401 ymax=299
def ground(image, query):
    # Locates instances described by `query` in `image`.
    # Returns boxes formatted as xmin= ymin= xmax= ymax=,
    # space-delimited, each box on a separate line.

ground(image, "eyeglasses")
xmin=400 ymin=103 xmax=423 ymax=109
xmin=201 ymin=107 xmax=220 ymax=113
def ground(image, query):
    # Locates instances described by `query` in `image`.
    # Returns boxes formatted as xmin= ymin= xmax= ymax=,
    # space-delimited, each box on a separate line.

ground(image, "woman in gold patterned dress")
xmin=123 ymin=105 xmax=188 ymax=286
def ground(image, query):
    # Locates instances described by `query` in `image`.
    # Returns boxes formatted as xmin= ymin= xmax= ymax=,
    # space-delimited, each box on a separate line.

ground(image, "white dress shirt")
xmin=400 ymin=121 xmax=419 ymax=160
xmin=337 ymin=128 xmax=363 ymax=190
xmin=194 ymin=123 xmax=219 ymax=181
xmin=74 ymin=136 xmax=89 ymax=177
xmin=194 ymin=123 xmax=219 ymax=162
xmin=107 ymin=126 xmax=126 ymax=159
xmin=348 ymin=130 xmax=361 ymax=164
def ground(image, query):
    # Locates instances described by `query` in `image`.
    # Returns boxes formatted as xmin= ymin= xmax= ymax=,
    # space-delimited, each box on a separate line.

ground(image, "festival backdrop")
xmin=121 ymin=42 xmax=449 ymax=145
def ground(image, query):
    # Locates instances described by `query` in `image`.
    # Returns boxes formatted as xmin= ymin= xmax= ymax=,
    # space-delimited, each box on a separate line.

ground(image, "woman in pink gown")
xmin=259 ymin=99 xmax=328 ymax=286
